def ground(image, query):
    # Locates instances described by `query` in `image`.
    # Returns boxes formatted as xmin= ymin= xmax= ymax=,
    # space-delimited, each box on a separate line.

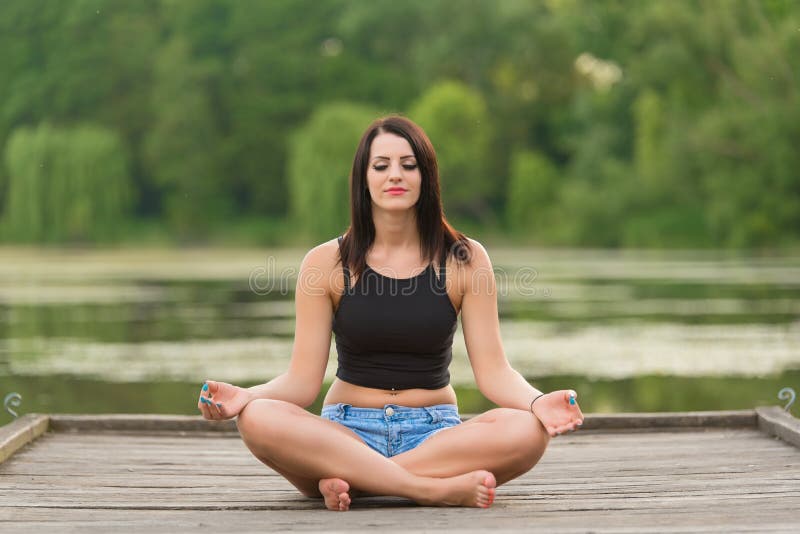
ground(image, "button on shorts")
xmin=320 ymin=403 xmax=462 ymax=457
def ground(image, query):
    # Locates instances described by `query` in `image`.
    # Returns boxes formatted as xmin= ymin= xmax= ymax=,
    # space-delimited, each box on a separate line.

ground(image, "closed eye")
xmin=372 ymin=164 xmax=418 ymax=171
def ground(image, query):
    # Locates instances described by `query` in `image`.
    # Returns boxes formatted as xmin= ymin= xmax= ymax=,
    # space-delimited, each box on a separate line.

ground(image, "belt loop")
xmin=424 ymin=406 xmax=441 ymax=424
xmin=337 ymin=403 xmax=350 ymax=419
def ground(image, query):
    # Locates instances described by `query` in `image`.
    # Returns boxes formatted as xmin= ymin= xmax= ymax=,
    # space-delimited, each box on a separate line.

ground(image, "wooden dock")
xmin=1 ymin=408 xmax=799 ymax=532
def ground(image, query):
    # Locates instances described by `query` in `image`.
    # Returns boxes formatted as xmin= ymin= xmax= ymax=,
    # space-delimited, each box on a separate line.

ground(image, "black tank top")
xmin=332 ymin=235 xmax=458 ymax=390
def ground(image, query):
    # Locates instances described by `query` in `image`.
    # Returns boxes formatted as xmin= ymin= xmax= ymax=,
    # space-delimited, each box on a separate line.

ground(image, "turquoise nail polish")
xmin=200 ymin=397 xmax=209 ymax=404
xmin=202 ymin=383 xmax=208 ymax=391
xmin=216 ymin=403 xmax=222 ymax=407
xmin=569 ymin=397 xmax=575 ymax=405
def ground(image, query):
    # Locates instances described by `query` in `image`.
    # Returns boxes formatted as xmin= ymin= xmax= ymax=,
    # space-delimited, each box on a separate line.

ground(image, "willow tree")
xmin=287 ymin=103 xmax=378 ymax=242
xmin=506 ymin=149 xmax=558 ymax=242
xmin=409 ymin=81 xmax=493 ymax=223
xmin=3 ymin=123 xmax=132 ymax=242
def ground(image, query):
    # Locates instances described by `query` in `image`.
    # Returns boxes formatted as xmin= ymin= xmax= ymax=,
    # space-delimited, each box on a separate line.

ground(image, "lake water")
xmin=1 ymin=246 xmax=798 ymax=424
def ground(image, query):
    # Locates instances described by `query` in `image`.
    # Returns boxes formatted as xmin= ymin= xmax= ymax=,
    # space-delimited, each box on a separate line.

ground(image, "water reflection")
xmin=0 ymin=248 xmax=798 ymax=417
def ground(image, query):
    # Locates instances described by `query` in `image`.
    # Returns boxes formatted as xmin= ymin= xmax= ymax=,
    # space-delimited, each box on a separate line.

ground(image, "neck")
xmin=370 ymin=206 xmax=420 ymax=254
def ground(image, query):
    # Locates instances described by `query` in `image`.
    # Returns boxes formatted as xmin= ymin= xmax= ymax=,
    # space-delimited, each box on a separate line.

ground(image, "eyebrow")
xmin=371 ymin=155 xmax=417 ymax=161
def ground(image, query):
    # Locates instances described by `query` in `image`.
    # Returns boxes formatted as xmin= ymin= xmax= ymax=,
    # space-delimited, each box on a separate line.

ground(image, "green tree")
xmin=143 ymin=36 xmax=227 ymax=239
xmin=3 ymin=123 xmax=132 ymax=242
xmin=287 ymin=102 xmax=378 ymax=242
xmin=506 ymin=150 xmax=559 ymax=242
xmin=409 ymin=81 xmax=493 ymax=222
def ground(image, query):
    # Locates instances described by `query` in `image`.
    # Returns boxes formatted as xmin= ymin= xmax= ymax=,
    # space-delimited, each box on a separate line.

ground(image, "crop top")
xmin=332 ymin=236 xmax=458 ymax=390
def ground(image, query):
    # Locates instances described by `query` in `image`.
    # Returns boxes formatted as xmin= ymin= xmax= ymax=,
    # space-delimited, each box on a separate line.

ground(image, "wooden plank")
xmin=2 ymin=417 xmax=799 ymax=532
xmin=0 ymin=414 xmax=49 ymax=463
xmin=0 ymin=511 xmax=797 ymax=534
xmin=757 ymin=405 xmax=800 ymax=448
xmin=49 ymin=414 xmax=237 ymax=433
xmin=0 ymin=508 xmax=797 ymax=534
xmin=580 ymin=410 xmax=757 ymax=430
xmin=45 ymin=410 xmax=759 ymax=433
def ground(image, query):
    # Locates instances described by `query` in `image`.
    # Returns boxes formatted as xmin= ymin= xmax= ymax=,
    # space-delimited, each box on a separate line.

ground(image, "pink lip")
xmin=386 ymin=188 xmax=407 ymax=194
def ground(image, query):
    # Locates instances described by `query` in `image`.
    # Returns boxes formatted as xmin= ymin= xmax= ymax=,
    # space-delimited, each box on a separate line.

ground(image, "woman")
xmin=197 ymin=115 xmax=584 ymax=511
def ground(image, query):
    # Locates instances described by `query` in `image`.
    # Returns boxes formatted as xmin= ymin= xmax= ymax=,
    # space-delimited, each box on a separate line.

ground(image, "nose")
xmin=389 ymin=161 xmax=405 ymax=180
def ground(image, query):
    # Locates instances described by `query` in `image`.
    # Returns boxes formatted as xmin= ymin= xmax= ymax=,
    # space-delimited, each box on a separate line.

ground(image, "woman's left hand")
xmin=531 ymin=390 xmax=584 ymax=437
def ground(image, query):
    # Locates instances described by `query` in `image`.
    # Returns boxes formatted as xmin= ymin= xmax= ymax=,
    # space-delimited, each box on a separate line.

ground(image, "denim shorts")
xmin=320 ymin=403 xmax=462 ymax=457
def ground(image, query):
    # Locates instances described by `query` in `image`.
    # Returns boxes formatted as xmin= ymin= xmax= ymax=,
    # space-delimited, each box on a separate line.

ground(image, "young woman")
xmin=197 ymin=115 xmax=584 ymax=511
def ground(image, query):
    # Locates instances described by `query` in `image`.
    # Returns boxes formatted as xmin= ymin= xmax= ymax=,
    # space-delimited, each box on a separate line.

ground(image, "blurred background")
xmin=1 ymin=0 xmax=798 ymax=423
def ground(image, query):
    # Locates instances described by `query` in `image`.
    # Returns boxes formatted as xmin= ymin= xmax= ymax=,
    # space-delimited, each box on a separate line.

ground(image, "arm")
xmin=199 ymin=244 xmax=334 ymax=418
xmin=459 ymin=239 xmax=583 ymax=436
xmin=248 ymin=243 xmax=334 ymax=407
xmin=459 ymin=239 xmax=542 ymax=410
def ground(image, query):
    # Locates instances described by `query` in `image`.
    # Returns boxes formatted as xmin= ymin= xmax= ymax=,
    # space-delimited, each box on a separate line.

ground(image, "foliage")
xmin=143 ymin=36 xmax=228 ymax=239
xmin=287 ymin=102 xmax=378 ymax=241
xmin=506 ymin=150 xmax=558 ymax=241
xmin=3 ymin=123 xmax=131 ymax=242
xmin=410 ymin=81 xmax=493 ymax=222
xmin=0 ymin=0 xmax=797 ymax=248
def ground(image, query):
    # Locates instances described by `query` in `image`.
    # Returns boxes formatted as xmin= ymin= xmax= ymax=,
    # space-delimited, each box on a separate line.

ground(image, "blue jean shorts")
xmin=320 ymin=403 xmax=462 ymax=457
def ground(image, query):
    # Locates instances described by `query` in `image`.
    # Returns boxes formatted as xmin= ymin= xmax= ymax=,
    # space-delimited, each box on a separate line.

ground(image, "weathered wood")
xmin=0 ymin=508 xmax=797 ymax=534
xmin=756 ymin=405 xmax=800 ymax=448
xmin=0 ymin=414 xmax=49 ymax=463
xmin=49 ymin=414 xmax=238 ymax=433
xmin=2 ymin=410 xmax=799 ymax=532
xmin=580 ymin=409 xmax=757 ymax=430
xmin=43 ymin=409 xmax=761 ymax=433
xmin=1 ymin=426 xmax=799 ymax=532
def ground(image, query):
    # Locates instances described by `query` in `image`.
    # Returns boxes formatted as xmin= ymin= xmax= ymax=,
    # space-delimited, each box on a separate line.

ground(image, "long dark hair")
xmin=338 ymin=115 xmax=472 ymax=280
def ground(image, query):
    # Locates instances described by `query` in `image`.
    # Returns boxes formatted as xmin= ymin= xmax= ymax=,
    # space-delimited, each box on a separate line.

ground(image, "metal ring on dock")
xmin=778 ymin=387 xmax=796 ymax=412
xmin=4 ymin=392 xmax=22 ymax=418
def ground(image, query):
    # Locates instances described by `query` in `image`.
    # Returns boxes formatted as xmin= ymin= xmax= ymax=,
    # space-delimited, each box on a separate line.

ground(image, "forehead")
xmin=369 ymin=132 xmax=415 ymax=159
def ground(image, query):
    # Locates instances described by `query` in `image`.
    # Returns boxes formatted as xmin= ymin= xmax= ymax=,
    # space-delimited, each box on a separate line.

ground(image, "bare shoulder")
xmin=449 ymin=237 xmax=494 ymax=295
xmin=463 ymin=237 xmax=492 ymax=270
xmin=298 ymin=237 xmax=345 ymax=296
xmin=454 ymin=237 xmax=493 ymax=275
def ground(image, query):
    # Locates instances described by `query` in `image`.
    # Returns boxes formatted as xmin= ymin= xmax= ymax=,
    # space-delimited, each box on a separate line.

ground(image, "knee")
xmin=236 ymin=398 xmax=299 ymax=443
xmin=494 ymin=409 xmax=550 ymax=464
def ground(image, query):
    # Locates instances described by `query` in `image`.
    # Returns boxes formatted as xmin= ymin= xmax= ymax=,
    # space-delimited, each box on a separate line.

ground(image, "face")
xmin=366 ymin=132 xmax=422 ymax=212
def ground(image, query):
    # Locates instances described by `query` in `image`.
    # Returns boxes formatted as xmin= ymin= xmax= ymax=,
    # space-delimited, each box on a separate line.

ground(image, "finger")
xmin=206 ymin=380 xmax=221 ymax=397
xmin=198 ymin=396 xmax=213 ymax=419
xmin=555 ymin=424 xmax=573 ymax=435
xmin=565 ymin=390 xmax=577 ymax=406
xmin=546 ymin=425 xmax=558 ymax=437
xmin=207 ymin=399 xmax=224 ymax=420
xmin=200 ymin=382 xmax=211 ymax=403
xmin=198 ymin=382 xmax=213 ymax=417
xmin=202 ymin=396 xmax=218 ymax=419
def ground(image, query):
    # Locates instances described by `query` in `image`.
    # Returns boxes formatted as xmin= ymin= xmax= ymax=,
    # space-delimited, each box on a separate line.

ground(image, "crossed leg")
xmin=236 ymin=399 xmax=549 ymax=510
xmin=391 ymin=406 xmax=550 ymax=483
xmin=237 ymin=399 xmax=495 ymax=508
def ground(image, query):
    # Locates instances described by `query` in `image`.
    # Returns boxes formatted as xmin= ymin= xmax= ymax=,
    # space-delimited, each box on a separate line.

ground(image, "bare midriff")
xmin=323 ymin=377 xmax=458 ymax=408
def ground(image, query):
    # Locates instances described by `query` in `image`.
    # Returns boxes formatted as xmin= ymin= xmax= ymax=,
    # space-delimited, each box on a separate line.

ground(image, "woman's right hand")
xmin=197 ymin=380 xmax=253 ymax=420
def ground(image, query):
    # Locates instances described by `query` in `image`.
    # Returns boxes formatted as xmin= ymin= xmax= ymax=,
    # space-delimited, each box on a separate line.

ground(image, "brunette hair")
xmin=338 ymin=115 xmax=472 ymax=280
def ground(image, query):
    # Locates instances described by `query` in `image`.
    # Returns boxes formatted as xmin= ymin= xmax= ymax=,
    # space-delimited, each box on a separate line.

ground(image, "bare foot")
xmin=425 ymin=470 xmax=497 ymax=508
xmin=318 ymin=477 xmax=352 ymax=511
